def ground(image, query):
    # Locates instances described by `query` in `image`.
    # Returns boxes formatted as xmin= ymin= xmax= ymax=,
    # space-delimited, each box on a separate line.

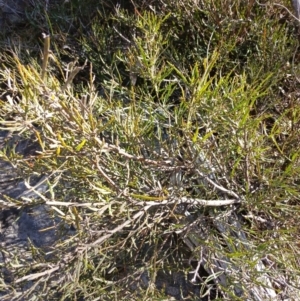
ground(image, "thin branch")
xmin=132 ymin=197 xmax=240 ymax=207
xmin=196 ymin=169 xmax=241 ymax=200
xmin=15 ymin=266 xmax=59 ymax=283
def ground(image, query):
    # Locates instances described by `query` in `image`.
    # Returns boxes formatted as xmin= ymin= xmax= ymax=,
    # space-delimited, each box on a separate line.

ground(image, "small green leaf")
xmin=75 ymin=139 xmax=86 ymax=151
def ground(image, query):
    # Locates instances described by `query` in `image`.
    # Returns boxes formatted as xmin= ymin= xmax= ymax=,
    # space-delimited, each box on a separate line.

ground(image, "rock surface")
xmin=0 ymin=0 xmax=60 ymax=28
xmin=0 ymin=130 xmax=75 ymax=299
xmin=0 ymin=0 xmax=31 ymax=26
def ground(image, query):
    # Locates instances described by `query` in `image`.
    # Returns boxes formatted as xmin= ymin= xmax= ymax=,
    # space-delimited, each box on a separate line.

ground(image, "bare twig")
xmin=196 ymin=169 xmax=241 ymax=200
xmin=131 ymin=197 xmax=239 ymax=207
xmin=15 ymin=266 xmax=59 ymax=283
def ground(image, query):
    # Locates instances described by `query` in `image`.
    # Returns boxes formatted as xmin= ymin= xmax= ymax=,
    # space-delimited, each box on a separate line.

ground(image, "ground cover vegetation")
xmin=0 ymin=0 xmax=300 ymax=300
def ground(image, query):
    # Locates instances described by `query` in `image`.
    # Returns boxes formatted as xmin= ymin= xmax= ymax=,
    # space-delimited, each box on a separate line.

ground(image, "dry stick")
xmin=15 ymin=266 xmax=59 ymax=283
xmin=94 ymin=156 xmax=121 ymax=192
xmin=41 ymin=34 xmax=50 ymax=81
xmin=131 ymin=197 xmax=239 ymax=207
xmin=196 ymin=169 xmax=241 ymax=200
xmin=190 ymin=248 xmax=203 ymax=283
xmin=0 ymin=198 xmax=238 ymax=210
xmin=61 ymin=59 xmax=87 ymax=92
xmin=88 ymin=208 xmax=146 ymax=247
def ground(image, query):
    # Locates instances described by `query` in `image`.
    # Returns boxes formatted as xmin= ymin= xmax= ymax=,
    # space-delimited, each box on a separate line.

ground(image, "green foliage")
xmin=0 ymin=0 xmax=300 ymax=300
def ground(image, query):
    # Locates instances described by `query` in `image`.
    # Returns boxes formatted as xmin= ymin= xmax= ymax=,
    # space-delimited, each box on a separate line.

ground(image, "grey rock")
xmin=292 ymin=0 xmax=300 ymax=19
xmin=0 ymin=0 xmax=29 ymax=26
xmin=0 ymin=0 xmax=63 ymax=28
xmin=0 ymin=130 xmax=76 ymax=299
